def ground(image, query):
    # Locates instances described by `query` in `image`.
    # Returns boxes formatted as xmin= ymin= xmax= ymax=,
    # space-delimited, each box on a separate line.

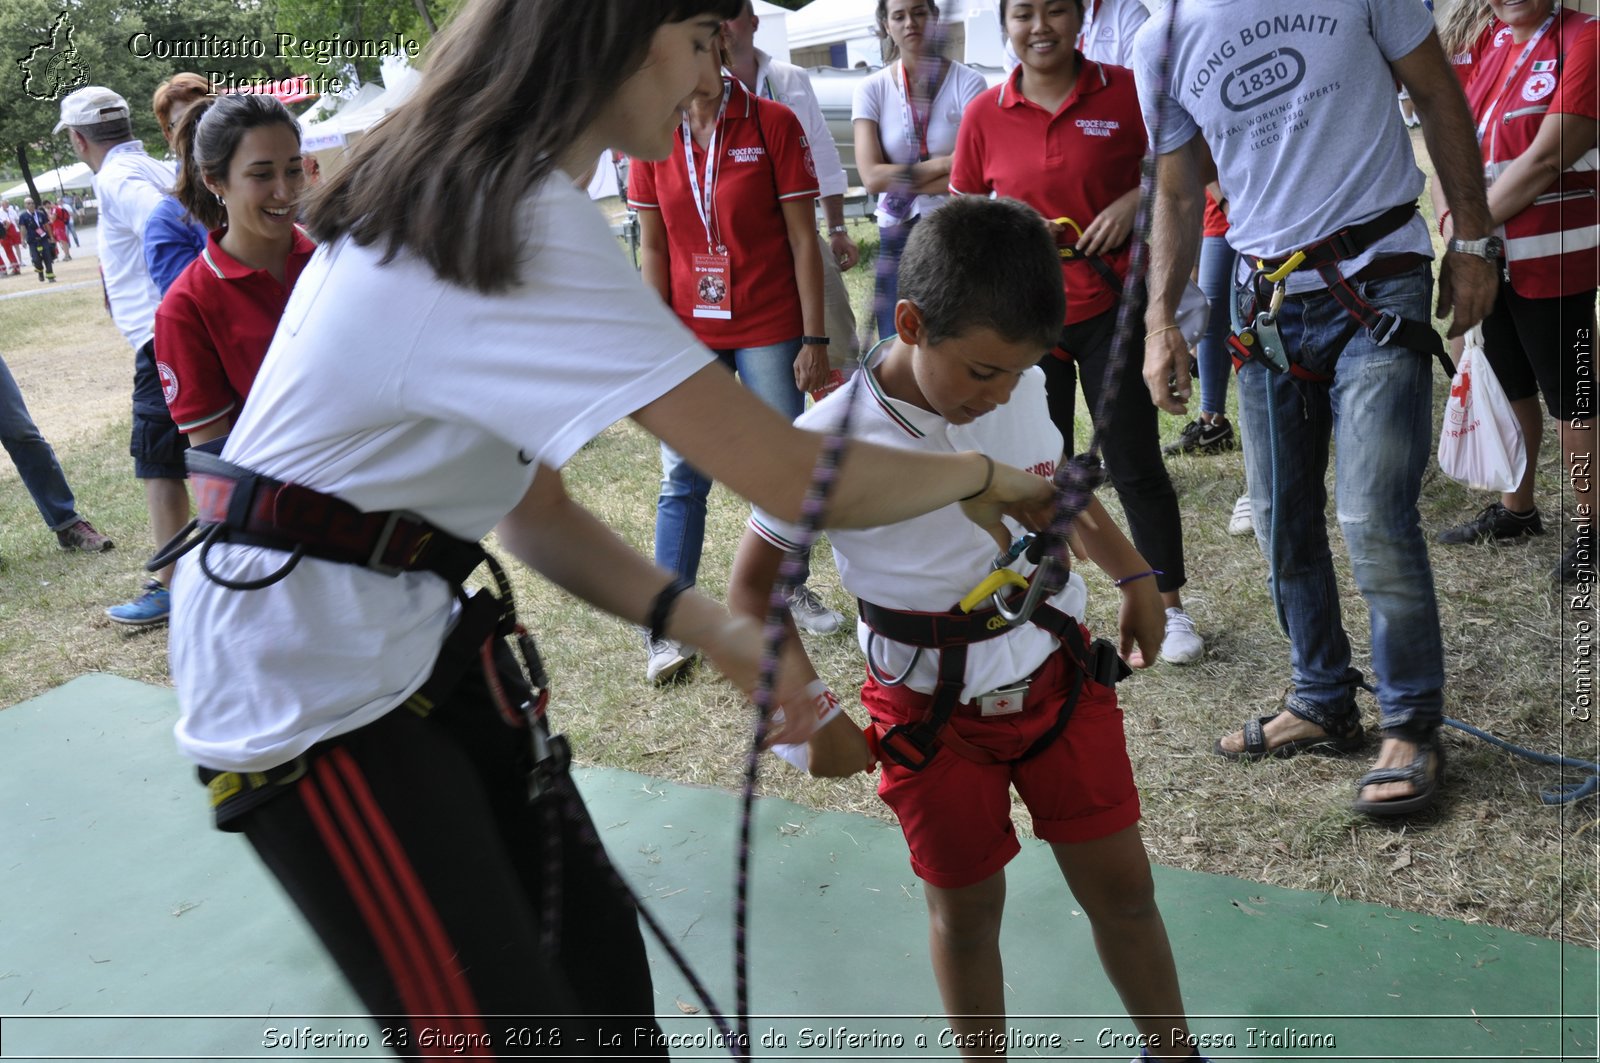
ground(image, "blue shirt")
xmin=144 ymin=196 xmax=208 ymax=296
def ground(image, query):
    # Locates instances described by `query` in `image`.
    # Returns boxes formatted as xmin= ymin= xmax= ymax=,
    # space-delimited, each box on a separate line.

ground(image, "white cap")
xmin=54 ymin=86 xmax=131 ymax=133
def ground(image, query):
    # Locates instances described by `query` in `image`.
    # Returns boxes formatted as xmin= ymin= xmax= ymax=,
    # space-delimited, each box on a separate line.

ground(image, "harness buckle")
xmin=526 ymin=714 xmax=572 ymax=801
xmin=1370 ymin=309 xmax=1404 ymax=347
xmin=878 ymin=723 xmax=939 ymax=772
xmin=366 ymin=509 xmax=425 ymax=575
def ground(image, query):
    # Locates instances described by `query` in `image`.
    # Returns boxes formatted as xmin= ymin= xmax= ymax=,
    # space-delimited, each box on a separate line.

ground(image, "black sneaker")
xmin=1162 ymin=417 xmax=1236 ymax=456
xmin=1556 ymin=532 xmax=1595 ymax=585
xmin=1436 ymin=502 xmax=1544 ymax=545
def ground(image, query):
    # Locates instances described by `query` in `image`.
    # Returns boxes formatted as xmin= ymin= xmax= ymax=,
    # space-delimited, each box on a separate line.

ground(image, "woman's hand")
xmin=695 ymin=612 xmax=828 ymax=746
xmin=794 ymin=343 xmax=831 ymax=393
xmin=957 ymin=458 xmax=1055 ymax=552
xmin=1077 ymin=188 xmax=1140 ymax=258
xmin=1114 ymin=574 xmax=1166 ymax=669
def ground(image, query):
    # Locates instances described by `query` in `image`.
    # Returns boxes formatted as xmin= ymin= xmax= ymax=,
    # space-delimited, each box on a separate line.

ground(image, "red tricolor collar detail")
xmin=861 ymin=340 xmax=931 ymax=439
xmin=997 ymin=55 xmax=1109 ymax=109
xmin=200 ymin=226 xmax=316 ymax=281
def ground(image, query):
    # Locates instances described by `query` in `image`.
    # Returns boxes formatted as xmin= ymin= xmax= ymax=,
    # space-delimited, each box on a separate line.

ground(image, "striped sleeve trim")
xmin=626 ymin=198 xmax=660 ymax=210
xmin=777 ymin=187 xmax=821 ymax=202
xmin=748 ymin=515 xmax=804 ymax=552
xmin=174 ymin=403 xmax=236 ymax=433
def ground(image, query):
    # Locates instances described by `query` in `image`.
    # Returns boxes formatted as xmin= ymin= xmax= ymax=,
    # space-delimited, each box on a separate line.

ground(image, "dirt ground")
xmin=1 ymin=226 xmax=134 ymax=442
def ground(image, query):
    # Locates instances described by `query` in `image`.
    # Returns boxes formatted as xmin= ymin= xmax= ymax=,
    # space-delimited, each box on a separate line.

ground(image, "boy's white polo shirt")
xmin=750 ymin=352 xmax=1087 ymax=702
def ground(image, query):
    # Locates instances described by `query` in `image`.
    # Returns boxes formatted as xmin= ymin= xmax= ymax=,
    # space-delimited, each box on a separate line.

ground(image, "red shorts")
xmin=863 ymin=638 xmax=1140 ymax=890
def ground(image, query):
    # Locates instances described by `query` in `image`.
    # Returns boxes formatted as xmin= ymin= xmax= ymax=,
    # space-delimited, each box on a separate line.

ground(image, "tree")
xmin=272 ymin=0 xmax=466 ymax=85
xmin=1 ymin=0 xmax=281 ymax=192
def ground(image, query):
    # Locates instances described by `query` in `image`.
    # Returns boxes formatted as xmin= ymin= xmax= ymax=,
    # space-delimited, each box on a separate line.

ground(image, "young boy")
xmin=729 ymin=197 xmax=1208 ymax=1062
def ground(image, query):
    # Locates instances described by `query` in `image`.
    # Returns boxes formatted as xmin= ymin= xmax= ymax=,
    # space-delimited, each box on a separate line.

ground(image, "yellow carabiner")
xmin=958 ymin=569 xmax=1029 ymax=614
xmin=1259 ymin=250 xmax=1305 ymax=285
xmin=1052 ymin=216 xmax=1085 ymax=258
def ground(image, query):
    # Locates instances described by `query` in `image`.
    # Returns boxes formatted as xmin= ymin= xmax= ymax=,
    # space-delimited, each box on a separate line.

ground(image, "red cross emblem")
xmin=1451 ymin=372 xmax=1471 ymax=405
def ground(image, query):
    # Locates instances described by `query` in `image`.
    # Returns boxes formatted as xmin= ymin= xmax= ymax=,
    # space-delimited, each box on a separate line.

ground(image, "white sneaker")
xmin=644 ymin=637 xmax=692 ymax=684
xmin=1228 ymin=494 xmax=1254 ymax=537
xmin=788 ymin=584 xmax=843 ymax=635
xmin=1160 ymin=607 xmax=1204 ymax=665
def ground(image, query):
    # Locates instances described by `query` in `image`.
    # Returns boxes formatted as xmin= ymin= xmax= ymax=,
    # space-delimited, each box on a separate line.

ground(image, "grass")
xmin=2 ymin=171 xmax=1597 ymax=951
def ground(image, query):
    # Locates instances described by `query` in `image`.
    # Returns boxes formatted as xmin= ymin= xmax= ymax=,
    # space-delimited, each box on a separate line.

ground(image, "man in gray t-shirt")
xmin=1134 ymin=1 xmax=1498 ymax=818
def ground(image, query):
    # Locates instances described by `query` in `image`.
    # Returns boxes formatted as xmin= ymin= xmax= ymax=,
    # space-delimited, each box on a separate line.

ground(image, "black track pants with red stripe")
xmin=233 ymin=673 xmax=667 ymax=1061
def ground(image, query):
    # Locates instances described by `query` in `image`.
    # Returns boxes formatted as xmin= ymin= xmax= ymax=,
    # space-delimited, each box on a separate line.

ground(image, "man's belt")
xmin=1257 ymin=203 xmax=1420 ymax=277
xmin=176 ymin=449 xmax=487 ymax=584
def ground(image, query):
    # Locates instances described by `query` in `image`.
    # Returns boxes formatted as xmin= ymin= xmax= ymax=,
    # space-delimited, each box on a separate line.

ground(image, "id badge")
xmin=692 ymin=252 xmax=733 ymax=320
xmin=978 ymin=681 xmax=1029 ymax=717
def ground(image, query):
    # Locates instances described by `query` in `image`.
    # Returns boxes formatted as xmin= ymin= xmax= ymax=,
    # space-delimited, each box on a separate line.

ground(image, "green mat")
xmin=1 ymin=674 xmax=1593 ymax=1060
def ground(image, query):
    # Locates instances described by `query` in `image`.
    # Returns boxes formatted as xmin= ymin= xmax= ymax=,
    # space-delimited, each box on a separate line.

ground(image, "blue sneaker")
xmin=107 ymin=580 xmax=170 ymax=626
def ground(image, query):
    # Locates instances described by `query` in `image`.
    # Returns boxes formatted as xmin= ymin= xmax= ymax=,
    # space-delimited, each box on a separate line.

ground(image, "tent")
xmin=751 ymin=0 xmax=792 ymax=62
xmin=785 ymin=0 xmax=1017 ymax=66
xmin=297 ymin=57 xmax=422 ymax=157
xmin=1 ymin=162 xmax=94 ymax=202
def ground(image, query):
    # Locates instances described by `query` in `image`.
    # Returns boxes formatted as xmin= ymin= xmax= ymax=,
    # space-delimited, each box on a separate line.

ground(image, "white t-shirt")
xmin=93 ymin=141 xmax=172 ymax=351
xmin=752 ymin=49 xmax=849 ymax=200
xmin=1080 ymin=0 xmax=1152 ymax=67
xmin=749 ymin=354 xmax=1087 ymax=702
xmin=1133 ymin=1 xmax=1436 ymax=293
xmin=852 ymin=59 xmax=989 ymax=226
xmin=170 ymin=176 xmax=713 ymax=771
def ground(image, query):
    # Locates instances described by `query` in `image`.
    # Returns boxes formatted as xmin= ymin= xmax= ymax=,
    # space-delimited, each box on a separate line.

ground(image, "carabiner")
xmin=1260 ymin=250 xmax=1305 ymax=285
xmin=1052 ymin=216 xmax=1085 ymax=258
xmin=992 ymin=555 xmax=1059 ymax=626
xmin=957 ymin=568 xmax=1028 ymax=614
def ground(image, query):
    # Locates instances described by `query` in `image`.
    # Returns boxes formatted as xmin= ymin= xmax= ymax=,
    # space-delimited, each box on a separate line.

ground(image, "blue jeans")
xmin=1196 ymin=235 xmax=1236 ymax=418
xmin=656 ymin=340 xmax=807 ymax=585
xmin=0 ymin=354 xmax=80 ymax=531
xmin=873 ymin=215 xmax=920 ymax=342
xmin=1235 ymin=264 xmax=1443 ymax=738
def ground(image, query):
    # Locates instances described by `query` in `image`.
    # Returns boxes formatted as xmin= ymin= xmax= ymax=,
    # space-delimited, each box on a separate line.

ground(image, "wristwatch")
xmin=826 ymin=224 xmax=849 ymax=236
xmin=801 ymin=335 xmax=831 ymax=346
xmin=1447 ymin=235 xmax=1504 ymax=261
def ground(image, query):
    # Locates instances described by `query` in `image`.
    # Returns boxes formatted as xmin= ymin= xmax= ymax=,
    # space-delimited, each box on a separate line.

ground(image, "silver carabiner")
xmin=991 ymin=554 xmax=1059 ymax=626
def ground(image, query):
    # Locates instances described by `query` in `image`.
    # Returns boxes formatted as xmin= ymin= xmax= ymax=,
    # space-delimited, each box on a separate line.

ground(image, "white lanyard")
xmin=1477 ymin=7 xmax=1558 ymax=144
xmin=683 ymin=80 xmax=732 ymax=253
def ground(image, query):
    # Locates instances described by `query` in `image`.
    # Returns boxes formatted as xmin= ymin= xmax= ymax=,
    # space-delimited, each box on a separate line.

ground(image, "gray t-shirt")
xmin=1133 ymin=2 xmax=1436 ymax=292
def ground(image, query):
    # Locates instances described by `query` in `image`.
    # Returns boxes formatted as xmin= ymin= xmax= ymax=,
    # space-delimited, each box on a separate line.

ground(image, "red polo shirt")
xmin=950 ymin=59 xmax=1145 ymax=326
xmin=628 ymin=77 xmax=819 ymax=349
xmin=154 ymin=227 xmax=316 ymax=433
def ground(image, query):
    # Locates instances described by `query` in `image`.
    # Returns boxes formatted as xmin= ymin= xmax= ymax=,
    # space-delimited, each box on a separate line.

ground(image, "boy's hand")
xmin=1116 ymin=576 xmax=1166 ymax=669
xmin=806 ymin=714 xmax=877 ymax=777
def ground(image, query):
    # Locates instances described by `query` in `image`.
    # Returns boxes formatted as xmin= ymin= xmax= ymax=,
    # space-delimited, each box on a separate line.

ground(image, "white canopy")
xmin=788 ymin=0 xmax=1005 ymax=64
xmin=298 ymin=57 xmax=422 ymax=152
xmin=752 ymin=0 xmax=792 ymax=62
xmin=2 ymin=161 xmax=94 ymax=202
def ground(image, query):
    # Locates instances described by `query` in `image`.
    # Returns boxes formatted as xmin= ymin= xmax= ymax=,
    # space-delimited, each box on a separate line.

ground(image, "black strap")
xmin=174 ymin=450 xmax=489 ymax=586
xmin=867 ymin=595 xmax=1114 ymax=772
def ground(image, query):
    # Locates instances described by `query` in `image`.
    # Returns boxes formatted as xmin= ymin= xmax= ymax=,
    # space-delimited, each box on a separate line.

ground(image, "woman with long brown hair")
xmin=165 ymin=0 xmax=1057 ymax=1051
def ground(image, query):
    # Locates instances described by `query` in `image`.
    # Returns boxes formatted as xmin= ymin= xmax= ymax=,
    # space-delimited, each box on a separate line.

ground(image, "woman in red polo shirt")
xmin=628 ymin=30 xmax=831 ymax=682
xmin=156 ymin=93 xmax=314 ymax=447
xmin=951 ymin=0 xmax=1202 ymax=665
xmin=1432 ymin=0 xmax=1598 ymax=583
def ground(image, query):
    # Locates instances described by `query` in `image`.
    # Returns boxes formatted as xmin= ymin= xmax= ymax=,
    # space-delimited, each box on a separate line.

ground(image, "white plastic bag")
xmin=1438 ymin=328 xmax=1526 ymax=493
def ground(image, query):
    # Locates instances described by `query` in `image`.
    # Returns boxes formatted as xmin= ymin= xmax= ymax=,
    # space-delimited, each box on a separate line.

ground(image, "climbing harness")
xmin=165 ymin=448 xmax=750 ymax=1051
xmin=860 ymin=535 xmax=1130 ymax=773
